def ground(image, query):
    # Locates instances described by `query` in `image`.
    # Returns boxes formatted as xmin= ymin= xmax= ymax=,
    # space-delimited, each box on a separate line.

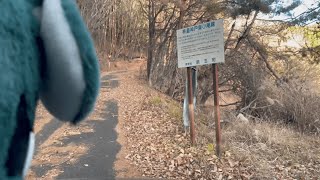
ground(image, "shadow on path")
xmin=57 ymin=100 xmax=120 ymax=179
xmin=101 ymin=74 xmax=119 ymax=89
xmin=34 ymin=119 xmax=63 ymax=153
xmin=32 ymin=74 xmax=121 ymax=179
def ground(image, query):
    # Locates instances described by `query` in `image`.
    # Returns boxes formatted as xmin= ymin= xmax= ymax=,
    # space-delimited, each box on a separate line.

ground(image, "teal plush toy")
xmin=0 ymin=0 xmax=100 ymax=179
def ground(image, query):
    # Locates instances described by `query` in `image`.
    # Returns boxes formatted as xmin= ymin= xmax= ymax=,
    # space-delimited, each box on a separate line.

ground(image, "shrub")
xmin=242 ymin=79 xmax=320 ymax=134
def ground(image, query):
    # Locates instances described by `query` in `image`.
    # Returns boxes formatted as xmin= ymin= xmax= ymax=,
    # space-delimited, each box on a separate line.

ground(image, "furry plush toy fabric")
xmin=0 ymin=0 xmax=100 ymax=179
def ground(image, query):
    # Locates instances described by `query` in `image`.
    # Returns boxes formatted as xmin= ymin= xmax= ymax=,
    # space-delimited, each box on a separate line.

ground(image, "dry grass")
xmin=222 ymin=118 xmax=320 ymax=178
xmin=167 ymin=101 xmax=183 ymax=122
xmin=149 ymin=96 xmax=163 ymax=106
xmin=256 ymin=80 xmax=320 ymax=134
xmin=192 ymin=103 xmax=320 ymax=179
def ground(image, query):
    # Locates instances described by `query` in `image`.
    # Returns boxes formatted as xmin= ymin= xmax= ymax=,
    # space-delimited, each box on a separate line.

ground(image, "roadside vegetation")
xmin=77 ymin=0 xmax=320 ymax=179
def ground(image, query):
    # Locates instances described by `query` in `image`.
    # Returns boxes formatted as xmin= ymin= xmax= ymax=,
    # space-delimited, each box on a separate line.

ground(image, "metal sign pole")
xmin=187 ymin=67 xmax=196 ymax=145
xmin=212 ymin=64 xmax=221 ymax=157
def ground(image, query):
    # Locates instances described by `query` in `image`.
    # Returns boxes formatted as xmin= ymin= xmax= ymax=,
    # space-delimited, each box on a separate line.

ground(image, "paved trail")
xmin=28 ymin=73 xmax=122 ymax=179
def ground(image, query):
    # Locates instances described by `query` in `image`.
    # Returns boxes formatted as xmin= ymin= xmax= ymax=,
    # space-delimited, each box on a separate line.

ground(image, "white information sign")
xmin=177 ymin=19 xmax=225 ymax=68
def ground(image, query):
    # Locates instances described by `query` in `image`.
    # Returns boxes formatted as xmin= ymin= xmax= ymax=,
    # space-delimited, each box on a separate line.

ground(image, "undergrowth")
xmin=162 ymin=96 xmax=320 ymax=178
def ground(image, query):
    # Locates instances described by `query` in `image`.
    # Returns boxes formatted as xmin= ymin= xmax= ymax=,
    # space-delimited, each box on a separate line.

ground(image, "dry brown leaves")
xmin=112 ymin=70 xmax=244 ymax=179
xmin=114 ymin=63 xmax=320 ymax=180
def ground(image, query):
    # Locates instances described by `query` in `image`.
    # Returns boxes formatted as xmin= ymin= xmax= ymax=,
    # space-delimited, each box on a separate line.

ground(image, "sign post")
xmin=178 ymin=0 xmax=196 ymax=145
xmin=212 ymin=64 xmax=221 ymax=157
xmin=177 ymin=19 xmax=224 ymax=156
xmin=187 ymin=67 xmax=196 ymax=145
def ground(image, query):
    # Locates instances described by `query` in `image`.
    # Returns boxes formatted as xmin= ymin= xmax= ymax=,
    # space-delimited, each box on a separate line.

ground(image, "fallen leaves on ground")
xmin=114 ymin=66 xmax=320 ymax=179
xmin=112 ymin=70 xmax=243 ymax=179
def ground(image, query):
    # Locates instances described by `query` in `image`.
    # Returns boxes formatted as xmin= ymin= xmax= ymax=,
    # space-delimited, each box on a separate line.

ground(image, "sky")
xmin=259 ymin=0 xmax=319 ymax=22
xmin=290 ymin=0 xmax=318 ymax=17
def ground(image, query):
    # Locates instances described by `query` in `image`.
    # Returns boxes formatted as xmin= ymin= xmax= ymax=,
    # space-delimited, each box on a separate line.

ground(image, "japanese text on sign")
xmin=177 ymin=19 xmax=225 ymax=68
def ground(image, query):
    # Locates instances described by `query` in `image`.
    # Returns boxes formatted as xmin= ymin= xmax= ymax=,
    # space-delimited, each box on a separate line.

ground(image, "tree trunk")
xmin=167 ymin=0 xmax=187 ymax=95
xmin=147 ymin=0 xmax=155 ymax=85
